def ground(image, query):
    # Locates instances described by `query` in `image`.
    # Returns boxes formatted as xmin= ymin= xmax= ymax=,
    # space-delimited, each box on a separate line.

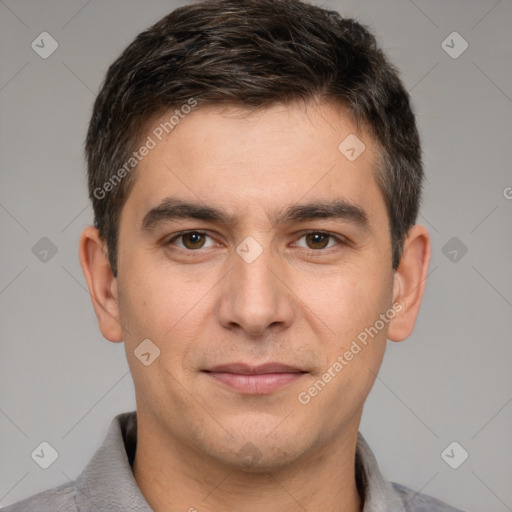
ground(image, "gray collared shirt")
xmin=3 ymin=411 xmax=465 ymax=512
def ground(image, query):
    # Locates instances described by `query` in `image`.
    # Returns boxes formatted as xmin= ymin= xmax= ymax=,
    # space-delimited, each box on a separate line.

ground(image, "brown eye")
xmin=168 ymin=231 xmax=213 ymax=250
xmin=305 ymin=232 xmax=331 ymax=249
xmin=181 ymin=232 xmax=206 ymax=249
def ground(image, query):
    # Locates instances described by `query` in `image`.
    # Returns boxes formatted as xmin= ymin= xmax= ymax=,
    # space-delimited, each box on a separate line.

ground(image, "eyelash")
xmin=165 ymin=230 xmax=346 ymax=254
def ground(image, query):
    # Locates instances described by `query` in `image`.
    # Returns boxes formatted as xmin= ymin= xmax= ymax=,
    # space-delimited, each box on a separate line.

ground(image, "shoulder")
xmin=392 ymin=481 xmax=466 ymax=512
xmin=2 ymin=481 xmax=77 ymax=512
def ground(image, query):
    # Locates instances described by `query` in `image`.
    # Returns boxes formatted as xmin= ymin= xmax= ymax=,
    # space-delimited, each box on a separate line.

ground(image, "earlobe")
xmin=78 ymin=226 xmax=124 ymax=343
xmin=387 ymin=224 xmax=431 ymax=343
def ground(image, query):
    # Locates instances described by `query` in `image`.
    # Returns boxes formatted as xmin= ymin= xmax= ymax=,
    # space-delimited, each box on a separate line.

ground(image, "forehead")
xmin=122 ymin=102 xmax=387 ymax=230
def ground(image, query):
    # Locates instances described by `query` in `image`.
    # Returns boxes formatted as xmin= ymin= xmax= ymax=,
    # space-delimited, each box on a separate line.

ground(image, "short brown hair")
xmin=85 ymin=0 xmax=423 ymax=276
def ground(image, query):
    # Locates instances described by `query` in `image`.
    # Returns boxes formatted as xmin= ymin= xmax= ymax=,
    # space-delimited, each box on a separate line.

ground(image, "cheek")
xmin=294 ymin=262 xmax=393 ymax=347
xmin=117 ymin=256 xmax=216 ymax=367
xmin=116 ymin=263 xmax=210 ymax=400
xmin=298 ymin=269 xmax=391 ymax=419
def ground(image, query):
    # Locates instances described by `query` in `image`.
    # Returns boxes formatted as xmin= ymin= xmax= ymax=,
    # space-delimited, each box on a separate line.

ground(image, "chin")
xmin=209 ymin=421 xmax=312 ymax=473
xmin=219 ymin=443 xmax=304 ymax=474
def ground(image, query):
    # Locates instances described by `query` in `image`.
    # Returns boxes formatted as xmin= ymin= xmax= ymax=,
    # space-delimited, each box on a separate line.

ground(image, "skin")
xmin=79 ymin=100 xmax=431 ymax=512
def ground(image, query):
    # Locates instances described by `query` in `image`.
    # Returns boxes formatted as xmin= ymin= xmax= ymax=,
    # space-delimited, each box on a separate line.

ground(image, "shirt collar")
xmin=74 ymin=411 xmax=405 ymax=511
xmin=74 ymin=411 xmax=151 ymax=512
xmin=355 ymin=431 xmax=406 ymax=511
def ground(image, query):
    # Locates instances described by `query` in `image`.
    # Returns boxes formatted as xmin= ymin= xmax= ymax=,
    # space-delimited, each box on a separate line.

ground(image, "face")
xmin=111 ymin=101 xmax=400 ymax=470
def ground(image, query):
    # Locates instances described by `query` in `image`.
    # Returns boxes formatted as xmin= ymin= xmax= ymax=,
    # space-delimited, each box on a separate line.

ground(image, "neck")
xmin=132 ymin=412 xmax=363 ymax=512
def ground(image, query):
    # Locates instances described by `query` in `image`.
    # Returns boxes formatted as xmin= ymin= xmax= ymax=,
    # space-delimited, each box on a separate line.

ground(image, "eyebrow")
xmin=140 ymin=197 xmax=371 ymax=233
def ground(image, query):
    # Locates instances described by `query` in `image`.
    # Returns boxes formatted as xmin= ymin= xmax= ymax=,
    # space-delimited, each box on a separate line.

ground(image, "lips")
xmin=205 ymin=363 xmax=305 ymax=374
xmin=203 ymin=363 xmax=307 ymax=394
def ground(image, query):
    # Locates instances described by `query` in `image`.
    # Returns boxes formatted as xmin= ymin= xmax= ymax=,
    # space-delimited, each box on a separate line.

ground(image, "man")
xmin=4 ymin=0 xmax=465 ymax=510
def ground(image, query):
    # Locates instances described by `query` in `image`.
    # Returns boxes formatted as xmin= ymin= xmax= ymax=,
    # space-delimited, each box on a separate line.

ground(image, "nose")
xmin=217 ymin=240 xmax=295 ymax=338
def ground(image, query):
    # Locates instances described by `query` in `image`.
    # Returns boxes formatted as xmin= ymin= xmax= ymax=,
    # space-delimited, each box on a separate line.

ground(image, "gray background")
xmin=1 ymin=0 xmax=511 ymax=510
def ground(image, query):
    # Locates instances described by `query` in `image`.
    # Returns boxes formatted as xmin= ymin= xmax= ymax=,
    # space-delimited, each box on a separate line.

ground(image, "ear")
xmin=387 ymin=224 xmax=431 ymax=342
xmin=78 ymin=226 xmax=123 ymax=343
